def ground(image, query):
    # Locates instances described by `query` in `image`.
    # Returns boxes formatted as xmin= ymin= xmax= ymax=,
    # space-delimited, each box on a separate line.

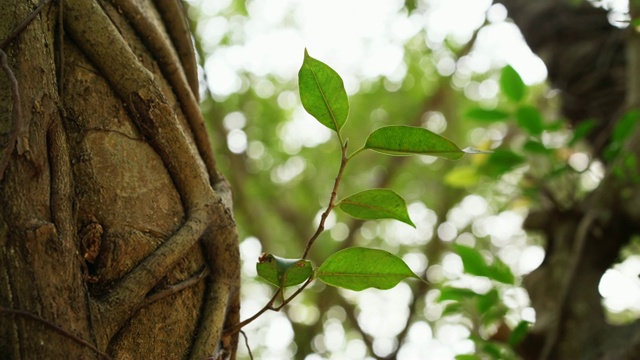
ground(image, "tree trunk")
xmin=0 ymin=1 xmax=240 ymax=359
xmin=498 ymin=1 xmax=640 ymax=359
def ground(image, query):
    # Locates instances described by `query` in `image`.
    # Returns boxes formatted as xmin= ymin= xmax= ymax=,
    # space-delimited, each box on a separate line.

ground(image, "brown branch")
xmin=153 ymin=0 xmax=199 ymax=100
xmin=0 ymin=0 xmax=50 ymax=50
xmin=239 ymin=330 xmax=254 ymax=360
xmin=141 ymin=267 xmax=210 ymax=308
xmin=0 ymin=307 xmax=112 ymax=360
xmin=302 ymin=141 xmax=349 ymax=259
xmin=112 ymin=0 xmax=220 ymax=184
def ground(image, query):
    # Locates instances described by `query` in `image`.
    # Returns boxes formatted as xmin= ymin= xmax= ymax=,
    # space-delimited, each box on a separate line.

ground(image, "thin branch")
xmin=540 ymin=210 xmax=596 ymax=360
xmin=240 ymin=330 xmax=254 ymax=360
xmin=0 ymin=307 xmax=112 ymax=360
xmin=302 ymin=141 xmax=350 ymax=259
xmin=223 ymin=289 xmax=281 ymax=336
xmin=0 ymin=0 xmax=50 ymax=50
xmin=140 ymin=267 xmax=209 ymax=308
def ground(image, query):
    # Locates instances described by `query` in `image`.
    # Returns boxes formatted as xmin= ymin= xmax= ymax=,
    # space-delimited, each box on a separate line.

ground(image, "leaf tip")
xmin=462 ymin=147 xmax=492 ymax=155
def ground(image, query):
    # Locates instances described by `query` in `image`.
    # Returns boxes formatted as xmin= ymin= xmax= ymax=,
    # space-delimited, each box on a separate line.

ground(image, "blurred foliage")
xmin=183 ymin=0 xmax=635 ymax=358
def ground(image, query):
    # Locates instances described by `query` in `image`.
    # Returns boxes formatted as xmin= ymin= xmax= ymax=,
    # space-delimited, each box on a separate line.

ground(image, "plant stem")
xmin=223 ymin=276 xmax=314 ymax=337
xmin=224 ymin=139 xmax=350 ymax=336
xmin=223 ymin=289 xmax=280 ymax=336
xmin=301 ymin=140 xmax=349 ymax=259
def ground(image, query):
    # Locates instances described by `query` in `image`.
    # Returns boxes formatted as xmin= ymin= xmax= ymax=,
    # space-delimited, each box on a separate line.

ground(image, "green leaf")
xmin=298 ymin=49 xmax=349 ymax=132
xmin=316 ymin=247 xmax=420 ymax=291
xmin=500 ymin=65 xmax=526 ymax=103
xmin=569 ymin=119 xmax=597 ymax=146
xmin=442 ymin=302 xmax=465 ymax=316
xmin=364 ymin=125 xmax=464 ymax=160
xmin=612 ymin=110 xmax=639 ymax=143
xmin=477 ymin=289 xmax=500 ymax=315
xmin=256 ymin=254 xmax=313 ymax=288
xmin=438 ymin=287 xmax=479 ymax=302
xmin=454 ymin=244 xmax=491 ymax=277
xmin=481 ymin=149 xmax=525 ymax=177
xmin=465 ymin=108 xmax=510 ymax=122
xmin=515 ymin=105 xmax=544 ymax=135
xmin=485 ymin=257 xmax=515 ymax=285
xmin=445 ymin=166 xmax=480 ymax=188
xmin=508 ymin=321 xmax=531 ymax=347
xmin=455 ymin=355 xmax=481 ymax=360
xmin=453 ymin=245 xmax=515 ymax=285
xmin=338 ymin=189 xmax=415 ymax=227
xmin=523 ymin=140 xmax=549 ymax=154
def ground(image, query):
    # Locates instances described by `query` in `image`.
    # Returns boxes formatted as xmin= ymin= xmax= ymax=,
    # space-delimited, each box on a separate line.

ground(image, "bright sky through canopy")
xmin=188 ymin=0 xmax=547 ymax=99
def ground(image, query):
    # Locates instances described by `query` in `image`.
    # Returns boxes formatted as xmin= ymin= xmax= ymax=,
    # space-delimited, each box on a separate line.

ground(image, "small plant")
xmin=225 ymin=49 xmax=482 ymax=337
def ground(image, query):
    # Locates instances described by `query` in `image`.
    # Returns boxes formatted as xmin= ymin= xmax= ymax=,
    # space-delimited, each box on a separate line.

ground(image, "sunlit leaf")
xmin=516 ymin=105 xmax=544 ymax=135
xmin=256 ymin=253 xmax=313 ymax=288
xmin=338 ymin=189 xmax=415 ymax=227
xmin=365 ymin=125 xmax=464 ymax=160
xmin=316 ymin=247 xmax=420 ymax=291
xmin=500 ymin=65 xmax=526 ymax=103
xmin=465 ymin=108 xmax=510 ymax=122
xmin=298 ymin=49 xmax=349 ymax=132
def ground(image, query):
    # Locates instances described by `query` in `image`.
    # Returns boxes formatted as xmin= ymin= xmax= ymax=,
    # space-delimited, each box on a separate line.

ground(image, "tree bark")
xmin=0 ymin=1 xmax=239 ymax=359
xmin=498 ymin=1 xmax=640 ymax=359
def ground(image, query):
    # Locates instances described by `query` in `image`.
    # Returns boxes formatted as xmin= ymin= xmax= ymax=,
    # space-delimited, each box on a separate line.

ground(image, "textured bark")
xmin=498 ymin=1 xmax=640 ymax=359
xmin=0 ymin=1 xmax=239 ymax=359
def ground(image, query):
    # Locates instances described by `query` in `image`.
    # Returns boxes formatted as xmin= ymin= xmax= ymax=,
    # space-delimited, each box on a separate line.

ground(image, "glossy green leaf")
xmin=338 ymin=189 xmax=415 ymax=227
xmin=500 ymin=65 xmax=526 ymax=103
xmin=465 ymin=108 xmax=510 ymax=122
xmin=256 ymin=253 xmax=313 ymax=288
xmin=316 ymin=247 xmax=420 ymax=291
xmin=298 ymin=49 xmax=349 ymax=132
xmin=365 ymin=126 xmax=464 ymax=160
xmin=516 ymin=105 xmax=544 ymax=135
